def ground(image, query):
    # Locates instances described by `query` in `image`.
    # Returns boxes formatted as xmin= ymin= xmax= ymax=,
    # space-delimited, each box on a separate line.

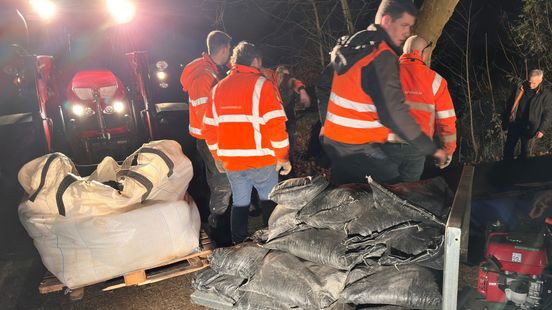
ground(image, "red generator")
xmin=62 ymin=69 xmax=138 ymax=163
xmin=478 ymin=231 xmax=549 ymax=308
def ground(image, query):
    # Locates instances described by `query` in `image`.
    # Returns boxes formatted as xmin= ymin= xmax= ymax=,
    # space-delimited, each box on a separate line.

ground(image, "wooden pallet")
xmin=38 ymin=230 xmax=213 ymax=299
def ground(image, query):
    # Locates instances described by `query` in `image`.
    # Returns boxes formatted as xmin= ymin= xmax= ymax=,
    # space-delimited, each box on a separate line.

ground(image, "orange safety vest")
xmin=399 ymin=52 xmax=457 ymax=155
xmin=180 ymin=54 xmax=220 ymax=139
xmin=202 ymin=65 xmax=289 ymax=172
xmin=322 ymin=41 xmax=396 ymax=144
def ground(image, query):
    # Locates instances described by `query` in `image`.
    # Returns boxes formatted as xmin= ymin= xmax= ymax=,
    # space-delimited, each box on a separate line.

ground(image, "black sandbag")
xmin=378 ymin=224 xmax=444 ymax=268
xmin=209 ymin=242 xmax=269 ymax=278
xmin=384 ymin=177 xmax=453 ymax=220
xmin=235 ymin=292 xmax=355 ymax=310
xmin=347 ymin=178 xmax=445 ymax=236
xmin=297 ymin=184 xmax=373 ymax=231
xmin=192 ymin=268 xmax=245 ymax=304
xmin=266 ymin=204 xmax=308 ymax=241
xmin=262 ymin=228 xmax=380 ymax=270
xmin=356 ymin=305 xmax=408 ymax=309
xmin=344 ymin=222 xmax=443 ymax=267
xmin=241 ymin=251 xmax=347 ymax=309
xmin=268 ymin=175 xmax=329 ymax=208
xmin=190 ymin=290 xmax=235 ymax=309
xmin=233 ymin=291 xmax=295 ymax=310
xmin=340 ymin=265 xmax=442 ymax=309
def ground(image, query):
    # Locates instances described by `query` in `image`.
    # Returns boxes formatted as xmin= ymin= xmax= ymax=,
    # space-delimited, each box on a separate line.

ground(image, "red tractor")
xmin=6 ymin=1 xmax=173 ymax=165
xmin=61 ymin=69 xmax=138 ymax=163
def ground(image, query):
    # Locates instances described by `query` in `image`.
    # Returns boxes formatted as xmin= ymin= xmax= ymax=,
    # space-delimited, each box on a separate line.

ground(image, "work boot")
xmin=261 ymin=200 xmax=277 ymax=227
xmin=209 ymin=206 xmax=232 ymax=247
xmin=231 ymin=206 xmax=250 ymax=244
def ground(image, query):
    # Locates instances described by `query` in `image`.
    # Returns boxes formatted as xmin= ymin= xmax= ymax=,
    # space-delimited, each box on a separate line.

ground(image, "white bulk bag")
xmin=17 ymin=140 xmax=194 ymax=217
xmin=17 ymin=140 xmax=201 ymax=288
xmin=19 ymin=199 xmax=201 ymax=289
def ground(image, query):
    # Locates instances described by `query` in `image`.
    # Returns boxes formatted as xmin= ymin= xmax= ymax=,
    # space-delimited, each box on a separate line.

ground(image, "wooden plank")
xmin=102 ymin=256 xmax=209 ymax=291
xmin=137 ymin=257 xmax=208 ymax=286
xmin=69 ymin=287 xmax=85 ymax=301
xmin=38 ymin=274 xmax=64 ymax=294
xmin=124 ymin=270 xmax=146 ymax=286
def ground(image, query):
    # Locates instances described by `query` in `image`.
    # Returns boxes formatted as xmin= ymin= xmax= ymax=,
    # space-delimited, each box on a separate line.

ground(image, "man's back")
xmin=399 ymin=52 xmax=457 ymax=155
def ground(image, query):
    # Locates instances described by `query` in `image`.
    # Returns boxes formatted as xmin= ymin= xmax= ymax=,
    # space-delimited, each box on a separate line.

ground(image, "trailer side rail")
xmin=442 ymin=165 xmax=474 ymax=310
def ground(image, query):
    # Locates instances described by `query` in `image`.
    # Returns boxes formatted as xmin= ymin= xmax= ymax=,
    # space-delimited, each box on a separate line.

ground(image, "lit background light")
xmin=113 ymin=100 xmax=125 ymax=113
xmin=29 ymin=0 xmax=57 ymax=21
xmin=72 ymin=104 xmax=84 ymax=116
xmin=106 ymin=0 xmax=136 ymax=24
xmin=156 ymin=71 xmax=167 ymax=81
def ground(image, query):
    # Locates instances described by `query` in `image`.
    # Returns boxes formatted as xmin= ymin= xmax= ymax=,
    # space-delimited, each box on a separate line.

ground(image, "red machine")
xmin=478 ymin=229 xmax=549 ymax=308
xmin=61 ymin=69 xmax=137 ymax=163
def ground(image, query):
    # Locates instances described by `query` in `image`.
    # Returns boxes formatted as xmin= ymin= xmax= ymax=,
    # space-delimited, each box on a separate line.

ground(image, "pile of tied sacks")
xmin=191 ymin=175 xmax=454 ymax=309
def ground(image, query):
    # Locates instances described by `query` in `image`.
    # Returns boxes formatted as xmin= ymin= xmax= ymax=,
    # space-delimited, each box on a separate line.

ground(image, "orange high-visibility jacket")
xmin=202 ymin=64 xmax=289 ymax=172
xmin=180 ymin=54 xmax=221 ymax=139
xmin=399 ymin=52 xmax=457 ymax=155
xmin=323 ymin=42 xmax=396 ymax=144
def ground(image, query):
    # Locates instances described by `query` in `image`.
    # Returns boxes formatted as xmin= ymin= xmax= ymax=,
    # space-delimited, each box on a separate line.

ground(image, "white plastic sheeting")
xmin=18 ymin=140 xmax=201 ymax=289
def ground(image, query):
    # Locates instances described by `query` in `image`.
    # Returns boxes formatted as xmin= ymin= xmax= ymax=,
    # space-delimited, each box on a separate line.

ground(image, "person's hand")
xmin=432 ymin=149 xmax=447 ymax=167
xmin=299 ymin=89 xmax=311 ymax=108
xmin=215 ymin=159 xmax=226 ymax=173
xmin=509 ymin=112 xmax=515 ymax=123
xmin=276 ymin=161 xmax=292 ymax=175
xmin=437 ymin=154 xmax=453 ymax=169
xmin=536 ymin=131 xmax=544 ymax=139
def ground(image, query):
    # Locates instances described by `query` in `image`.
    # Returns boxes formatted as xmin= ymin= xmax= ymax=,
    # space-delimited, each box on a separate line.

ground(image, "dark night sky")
xmin=1 ymin=0 xmax=525 ymax=100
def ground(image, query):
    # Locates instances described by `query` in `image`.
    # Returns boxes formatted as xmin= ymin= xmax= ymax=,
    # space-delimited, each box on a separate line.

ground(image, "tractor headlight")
xmin=156 ymin=71 xmax=167 ymax=81
xmin=155 ymin=61 xmax=168 ymax=70
xmin=155 ymin=60 xmax=169 ymax=88
xmin=72 ymin=104 xmax=84 ymax=116
xmin=29 ymin=0 xmax=57 ymax=21
xmin=72 ymin=104 xmax=94 ymax=117
xmin=113 ymin=100 xmax=125 ymax=113
xmin=107 ymin=0 xmax=136 ymax=24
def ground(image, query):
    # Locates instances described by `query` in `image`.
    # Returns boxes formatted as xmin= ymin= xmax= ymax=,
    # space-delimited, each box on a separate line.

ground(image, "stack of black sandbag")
xmin=191 ymin=175 xmax=454 ymax=309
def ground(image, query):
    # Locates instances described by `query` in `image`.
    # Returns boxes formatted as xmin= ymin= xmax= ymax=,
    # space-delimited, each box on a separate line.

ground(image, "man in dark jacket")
xmin=504 ymin=69 xmax=551 ymax=160
xmin=319 ymin=0 xmax=446 ymax=185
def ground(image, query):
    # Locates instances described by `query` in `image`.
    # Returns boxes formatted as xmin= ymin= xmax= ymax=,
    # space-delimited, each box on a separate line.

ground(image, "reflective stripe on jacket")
xmin=180 ymin=54 xmax=220 ymax=139
xmin=202 ymin=65 xmax=289 ymax=171
xmin=323 ymin=41 xmax=393 ymax=144
xmin=399 ymin=52 xmax=457 ymax=155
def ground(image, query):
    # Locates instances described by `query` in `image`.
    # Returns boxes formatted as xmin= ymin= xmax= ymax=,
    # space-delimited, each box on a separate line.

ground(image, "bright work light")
xmin=106 ymin=0 xmax=136 ymax=24
xmin=29 ymin=0 xmax=57 ymax=21
xmin=113 ymin=100 xmax=125 ymax=113
xmin=72 ymin=104 xmax=85 ymax=116
xmin=156 ymin=71 xmax=167 ymax=81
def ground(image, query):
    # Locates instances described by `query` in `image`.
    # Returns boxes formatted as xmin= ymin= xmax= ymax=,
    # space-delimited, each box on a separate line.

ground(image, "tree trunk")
xmin=464 ymin=2 xmax=478 ymax=161
xmin=310 ymin=0 xmax=325 ymax=68
xmin=414 ymin=0 xmax=460 ymax=45
xmin=340 ymin=0 xmax=355 ymax=35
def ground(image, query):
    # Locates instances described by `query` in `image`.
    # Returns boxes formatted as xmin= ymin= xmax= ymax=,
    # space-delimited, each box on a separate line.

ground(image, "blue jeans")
xmin=226 ymin=165 xmax=278 ymax=207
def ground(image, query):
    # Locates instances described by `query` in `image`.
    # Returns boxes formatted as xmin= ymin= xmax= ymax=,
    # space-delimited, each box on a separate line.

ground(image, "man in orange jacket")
xmin=320 ymin=0 xmax=447 ymax=185
xmin=396 ymin=35 xmax=457 ymax=181
xmin=263 ymin=65 xmax=310 ymax=176
xmin=203 ymin=41 xmax=291 ymax=243
xmin=180 ymin=30 xmax=232 ymax=245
